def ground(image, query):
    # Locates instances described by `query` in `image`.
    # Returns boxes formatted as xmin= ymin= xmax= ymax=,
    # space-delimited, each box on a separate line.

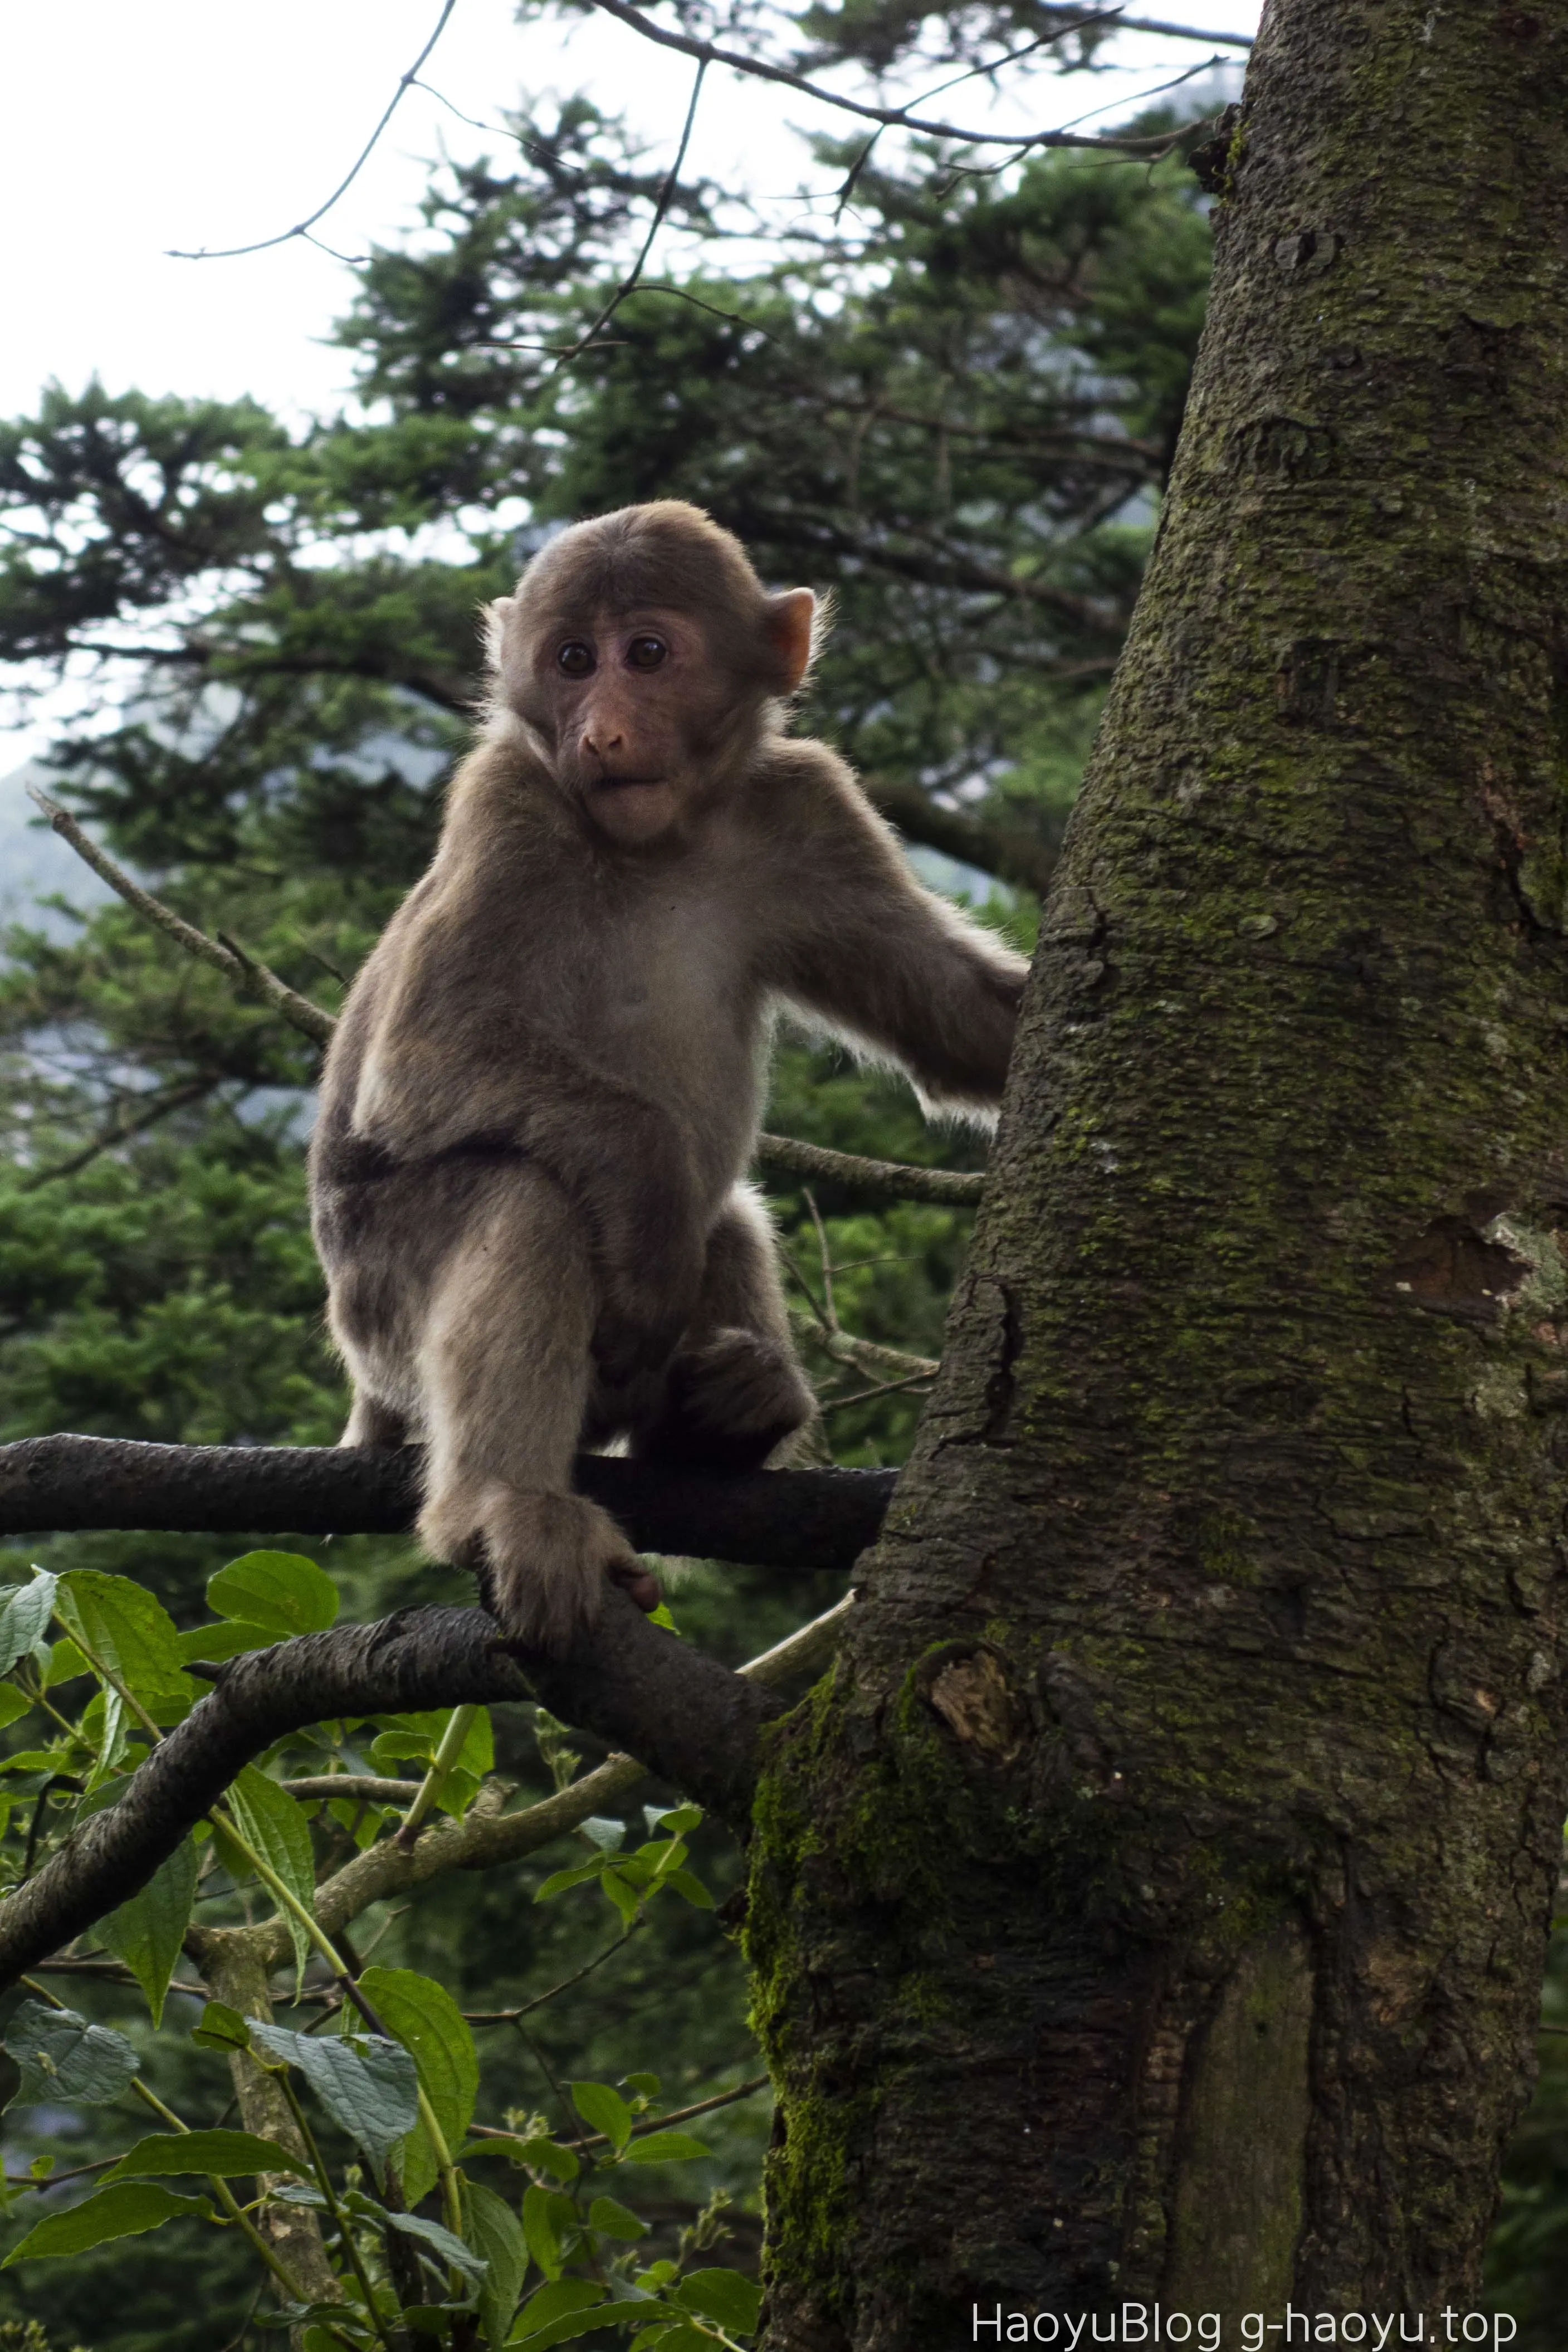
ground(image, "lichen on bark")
xmin=750 ymin=3 xmax=1568 ymax=2343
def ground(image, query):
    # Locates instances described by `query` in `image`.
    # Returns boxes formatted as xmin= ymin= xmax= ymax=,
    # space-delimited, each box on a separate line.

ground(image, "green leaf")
xmin=98 ymin=1833 xmax=201 ymax=2026
xmin=0 ymin=1684 xmax=35 ymax=1730
xmin=206 ymin=1550 xmax=339 ymax=1636
xmin=175 ymin=1620 xmax=273 ymax=1666
xmin=520 ymin=2182 xmax=574 ymax=2281
xmin=3 ymin=2180 xmax=209 ymax=2264
xmin=643 ymin=1805 xmax=701 ymax=1838
xmin=570 ymin=2080 xmax=633 ymax=2155
xmin=0 ymin=1572 xmax=57 ymax=1676
xmin=587 ymin=2195 xmax=646 ymax=2242
xmin=248 ymin=2023 xmax=419 ymax=2172
xmin=465 ymin=2177 xmax=529 ymax=2350
xmin=677 ymin=2268 xmax=764 ymax=2334
xmin=104 ymin=2129 xmax=307 ymax=2182
xmin=615 ymin=2133 xmax=710 ymax=2166
xmin=360 ymin=1965 xmax=478 ymax=2209
xmin=43 ymin=1637 xmax=87 ymax=1689
xmin=535 ymin=1857 xmax=612 ymax=1901
xmin=509 ymin=2277 xmax=605 ymax=2348
xmin=2 ymin=2000 xmax=139 ymax=2107
xmin=660 ymin=1870 xmax=716 ymax=1911
xmin=190 ymin=1999 xmax=251 ymax=2052
xmin=55 ymin=1572 xmax=194 ymax=1720
xmin=221 ymin=1764 xmax=317 ymax=1985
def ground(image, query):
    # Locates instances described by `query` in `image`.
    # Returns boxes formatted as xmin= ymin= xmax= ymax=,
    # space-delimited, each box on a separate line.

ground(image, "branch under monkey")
xmin=0 ymin=1433 xmax=896 ymax=1570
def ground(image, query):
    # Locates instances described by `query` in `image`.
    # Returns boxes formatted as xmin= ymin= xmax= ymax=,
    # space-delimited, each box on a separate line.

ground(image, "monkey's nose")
xmin=582 ymin=721 xmax=626 ymax=759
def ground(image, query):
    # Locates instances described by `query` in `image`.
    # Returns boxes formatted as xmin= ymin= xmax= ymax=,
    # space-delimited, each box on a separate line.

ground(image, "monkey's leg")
xmin=339 ymin=1393 xmax=409 ymax=1449
xmin=632 ymin=1183 xmax=815 ymax=1471
xmin=417 ymin=1165 xmax=652 ymax=1653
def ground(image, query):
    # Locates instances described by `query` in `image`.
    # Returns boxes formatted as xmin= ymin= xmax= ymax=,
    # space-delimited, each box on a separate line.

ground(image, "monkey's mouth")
xmin=592 ymin=774 xmax=666 ymax=791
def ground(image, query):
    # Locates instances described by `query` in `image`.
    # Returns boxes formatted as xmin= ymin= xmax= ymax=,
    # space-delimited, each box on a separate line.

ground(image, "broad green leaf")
xmin=587 ymin=2195 xmax=646 ymax=2241
xmin=520 ymin=2182 xmax=574 ymax=2281
xmin=190 ymin=1999 xmax=251 ymax=2052
xmin=3 ymin=2180 xmax=208 ymax=2264
xmin=624 ymin=2073 xmax=660 ymax=2098
xmin=509 ymin=2277 xmax=605 ymax=2348
xmin=0 ymin=1684 xmax=34 ymax=1730
xmin=677 ymin=2269 xmax=764 ymax=2334
xmin=660 ymin=1870 xmax=715 ymax=1911
xmin=383 ymin=2207 xmax=488 ymax=2288
xmin=360 ymin=1965 xmax=478 ymax=2209
xmin=248 ymin=2023 xmax=419 ymax=2172
xmin=615 ymin=2132 xmax=710 ymax=2166
xmin=55 ymin=1573 xmax=194 ymax=1721
xmin=3 ymin=2000 xmax=138 ymax=2107
xmin=206 ymin=1550 xmax=338 ymax=1636
xmin=570 ymin=2080 xmax=633 ymax=2155
xmin=451 ymin=1705 xmax=494 ymax=1778
xmin=98 ymin=1833 xmax=201 ymax=2026
xmin=175 ymin=1620 xmax=272 ymax=1666
xmin=43 ymin=1636 xmax=87 ymax=1689
xmin=104 ymin=2129 xmax=307 ymax=2182
xmin=637 ymin=2330 xmax=712 ymax=2352
xmin=465 ymin=2178 xmax=529 ymax=2350
xmin=221 ymin=1764 xmax=316 ymax=1985
xmin=0 ymin=1572 xmax=57 ymax=1676
xmin=643 ymin=1806 xmax=701 ymax=1838
xmin=535 ymin=1857 xmax=612 ymax=1901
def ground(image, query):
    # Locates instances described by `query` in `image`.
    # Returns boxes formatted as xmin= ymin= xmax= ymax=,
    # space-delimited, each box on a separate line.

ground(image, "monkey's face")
xmin=511 ymin=606 xmax=737 ymax=847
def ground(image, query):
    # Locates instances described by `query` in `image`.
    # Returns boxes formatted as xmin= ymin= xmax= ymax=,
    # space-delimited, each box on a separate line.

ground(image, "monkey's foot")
xmin=420 ymin=1484 xmax=660 ymax=1655
xmin=641 ymin=1326 xmax=815 ymax=1472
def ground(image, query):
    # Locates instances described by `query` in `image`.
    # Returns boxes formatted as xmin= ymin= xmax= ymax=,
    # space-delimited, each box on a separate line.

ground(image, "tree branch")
xmin=0 ymin=1589 xmax=790 ymax=1993
xmin=25 ymin=784 xmax=335 ymax=1047
xmin=0 ymin=1434 xmax=895 ymax=1562
xmin=189 ymin=1595 xmax=854 ymax=1983
xmin=862 ymin=772 xmax=1062 ymax=900
xmin=581 ymin=0 xmax=1186 ymax=153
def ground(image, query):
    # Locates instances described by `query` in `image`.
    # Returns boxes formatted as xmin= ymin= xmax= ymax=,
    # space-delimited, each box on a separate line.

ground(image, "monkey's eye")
xmin=556 ymin=641 xmax=595 ymax=677
xmin=626 ymin=636 xmax=668 ymax=672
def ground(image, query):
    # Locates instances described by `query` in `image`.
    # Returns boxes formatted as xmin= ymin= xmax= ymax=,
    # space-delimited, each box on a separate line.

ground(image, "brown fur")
xmin=310 ymin=500 xmax=1028 ymax=1651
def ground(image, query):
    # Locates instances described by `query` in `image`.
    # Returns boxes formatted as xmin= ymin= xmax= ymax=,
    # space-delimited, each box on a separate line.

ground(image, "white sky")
xmin=0 ymin=0 xmax=1262 ymax=790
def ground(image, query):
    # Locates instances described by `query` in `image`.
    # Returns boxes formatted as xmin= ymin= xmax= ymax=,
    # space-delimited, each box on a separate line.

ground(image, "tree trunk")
xmin=749 ymin=2 xmax=1568 ymax=2341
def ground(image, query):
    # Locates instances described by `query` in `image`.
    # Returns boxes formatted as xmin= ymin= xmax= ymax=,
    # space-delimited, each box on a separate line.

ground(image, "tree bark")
xmin=749 ymin=4 xmax=1568 ymax=2342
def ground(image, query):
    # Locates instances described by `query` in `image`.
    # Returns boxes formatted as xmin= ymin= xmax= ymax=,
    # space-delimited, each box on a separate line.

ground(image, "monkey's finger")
xmin=608 ymin=1556 xmax=663 ymax=1615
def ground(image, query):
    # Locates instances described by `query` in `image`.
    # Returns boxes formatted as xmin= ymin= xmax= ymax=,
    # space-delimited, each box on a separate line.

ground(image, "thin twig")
xmin=580 ymin=0 xmax=1187 ymax=154
xmin=820 ymin=1372 xmax=935 ymax=1415
xmin=552 ymin=58 xmax=709 ymax=368
xmin=167 ymin=0 xmax=459 ymax=261
xmin=18 ymin=1079 xmax=216 ymax=1191
xmin=465 ymin=1917 xmax=645 ymax=2026
xmin=25 ymin=784 xmax=335 ymax=1047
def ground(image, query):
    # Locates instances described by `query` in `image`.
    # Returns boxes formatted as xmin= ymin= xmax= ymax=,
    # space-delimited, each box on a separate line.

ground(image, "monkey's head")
xmin=487 ymin=501 xmax=818 ymax=847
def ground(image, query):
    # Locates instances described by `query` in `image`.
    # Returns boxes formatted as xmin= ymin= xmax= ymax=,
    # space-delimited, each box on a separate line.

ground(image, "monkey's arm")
xmin=759 ymin=748 xmax=1029 ymax=1114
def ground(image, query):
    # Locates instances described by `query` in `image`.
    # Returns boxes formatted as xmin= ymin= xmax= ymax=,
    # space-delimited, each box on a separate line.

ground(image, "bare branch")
xmin=0 ymin=1434 xmax=895 ymax=1563
xmin=18 ymin=1079 xmax=217 ymax=1192
xmin=167 ymin=0 xmax=458 ymax=261
xmin=756 ymin=1133 xmax=984 ymax=1205
xmin=554 ymin=58 xmax=709 ymax=365
xmin=25 ymin=784 xmax=335 ymax=1048
xmin=581 ymin=0 xmax=1189 ymax=153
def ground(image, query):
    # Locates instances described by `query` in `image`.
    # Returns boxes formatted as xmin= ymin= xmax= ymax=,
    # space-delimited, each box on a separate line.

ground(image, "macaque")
xmin=310 ymin=500 xmax=1028 ymax=1651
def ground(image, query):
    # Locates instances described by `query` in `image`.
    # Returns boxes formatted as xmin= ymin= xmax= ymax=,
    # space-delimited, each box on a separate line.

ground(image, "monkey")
xmin=309 ymin=500 xmax=1028 ymax=1652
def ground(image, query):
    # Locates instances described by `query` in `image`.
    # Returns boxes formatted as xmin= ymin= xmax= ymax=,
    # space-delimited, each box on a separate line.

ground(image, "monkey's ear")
xmin=482 ymin=596 xmax=517 ymax=674
xmin=765 ymin=588 xmax=818 ymax=692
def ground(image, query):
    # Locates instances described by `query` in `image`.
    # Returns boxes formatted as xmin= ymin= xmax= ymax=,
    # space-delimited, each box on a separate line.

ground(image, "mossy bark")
xmin=749 ymin=2 xmax=1568 ymax=2341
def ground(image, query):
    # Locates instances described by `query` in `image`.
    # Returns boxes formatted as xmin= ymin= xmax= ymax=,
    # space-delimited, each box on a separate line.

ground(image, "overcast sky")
xmin=0 ymin=0 xmax=1261 ymax=800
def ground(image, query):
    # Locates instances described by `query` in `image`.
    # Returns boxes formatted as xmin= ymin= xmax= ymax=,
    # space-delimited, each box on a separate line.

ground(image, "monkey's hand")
xmin=637 ymin=1327 xmax=816 ymax=1471
xmin=424 ymin=1484 xmax=661 ymax=1656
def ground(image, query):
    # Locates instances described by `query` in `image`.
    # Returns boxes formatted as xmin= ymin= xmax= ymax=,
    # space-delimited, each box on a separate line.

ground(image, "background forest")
xmin=2 ymin=50 xmax=1566 ymax=2350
